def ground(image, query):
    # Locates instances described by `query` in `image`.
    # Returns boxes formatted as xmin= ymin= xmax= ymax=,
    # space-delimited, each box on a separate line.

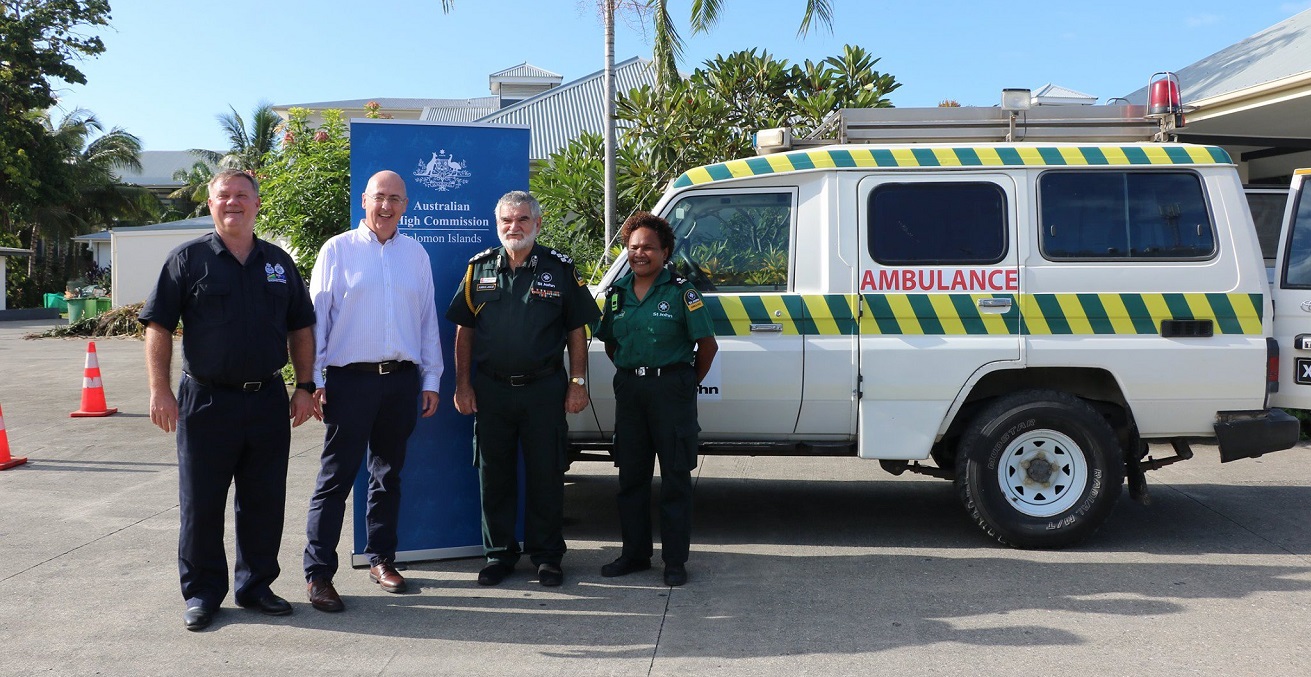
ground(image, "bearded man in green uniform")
xmin=446 ymin=191 xmax=599 ymax=588
xmin=595 ymin=211 xmax=718 ymax=586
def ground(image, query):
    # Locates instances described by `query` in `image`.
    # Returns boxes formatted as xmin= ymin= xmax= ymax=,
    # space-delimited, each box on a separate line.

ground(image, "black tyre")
xmin=955 ymin=390 xmax=1124 ymax=548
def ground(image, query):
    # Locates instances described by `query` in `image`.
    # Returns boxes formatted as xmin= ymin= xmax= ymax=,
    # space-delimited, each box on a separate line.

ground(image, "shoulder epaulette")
xmin=548 ymin=248 xmax=574 ymax=266
xmin=468 ymin=247 xmax=497 ymax=264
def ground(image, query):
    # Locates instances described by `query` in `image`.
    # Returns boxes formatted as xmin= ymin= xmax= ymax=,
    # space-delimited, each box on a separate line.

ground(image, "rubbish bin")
xmin=95 ymin=297 xmax=112 ymax=315
xmin=44 ymin=293 xmax=68 ymax=312
xmin=66 ymin=298 xmax=89 ymax=324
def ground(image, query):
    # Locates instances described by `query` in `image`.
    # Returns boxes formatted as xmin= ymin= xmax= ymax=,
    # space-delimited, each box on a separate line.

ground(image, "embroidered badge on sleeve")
xmin=684 ymin=288 xmax=703 ymax=312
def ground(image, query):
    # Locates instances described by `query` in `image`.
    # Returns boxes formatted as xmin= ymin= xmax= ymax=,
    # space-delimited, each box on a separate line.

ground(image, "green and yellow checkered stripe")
xmin=672 ymin=145 xmax=1234 ymax=188
xmin=702 ymin=292 xmax=1262 ymax=336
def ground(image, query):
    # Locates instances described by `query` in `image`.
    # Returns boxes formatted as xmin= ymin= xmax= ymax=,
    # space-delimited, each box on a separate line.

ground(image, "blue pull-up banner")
xmin=348 ymin=119 xmax=529 ymax=564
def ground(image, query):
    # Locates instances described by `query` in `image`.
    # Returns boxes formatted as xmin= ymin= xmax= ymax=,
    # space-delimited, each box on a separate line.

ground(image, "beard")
xmin=500 ymin=230 xmax=537 ymax=254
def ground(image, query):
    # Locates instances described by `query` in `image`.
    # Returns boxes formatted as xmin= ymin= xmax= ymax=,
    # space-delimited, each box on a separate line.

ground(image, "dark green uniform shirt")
xmin=595 ymin=268 xmax=714 ymax=370
xmin=446 ymin=244 xmax=600 ymax=375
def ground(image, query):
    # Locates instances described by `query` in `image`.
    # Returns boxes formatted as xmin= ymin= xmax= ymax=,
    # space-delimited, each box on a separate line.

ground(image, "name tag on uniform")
xmin=476 ymin=277 xmax=497 ymax=291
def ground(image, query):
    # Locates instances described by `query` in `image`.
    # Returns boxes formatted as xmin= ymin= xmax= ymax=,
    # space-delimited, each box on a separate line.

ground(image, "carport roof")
xmin=1124 ymin=9 xmax=1311 ymax=163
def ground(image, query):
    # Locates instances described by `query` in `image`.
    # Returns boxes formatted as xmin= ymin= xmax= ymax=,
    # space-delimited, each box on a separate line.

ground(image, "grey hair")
xmin=495 ymin=190 xmax=540 ymax=220
xmin=208 ymin=168 xmax=259 ymax=194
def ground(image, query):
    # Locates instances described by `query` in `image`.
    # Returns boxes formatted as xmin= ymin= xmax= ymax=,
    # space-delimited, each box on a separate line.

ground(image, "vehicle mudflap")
xmin=1214 ymin=409 xmax=1300 ymax=463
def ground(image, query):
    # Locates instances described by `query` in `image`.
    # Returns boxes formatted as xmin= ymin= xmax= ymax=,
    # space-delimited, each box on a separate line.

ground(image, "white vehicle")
xmin=569 ymin=95 xmax=1302 ymax=549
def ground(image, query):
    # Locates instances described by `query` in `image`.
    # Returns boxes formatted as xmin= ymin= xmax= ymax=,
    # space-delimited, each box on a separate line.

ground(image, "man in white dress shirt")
xmin=302 ymin=170 xmax=442 ymax=612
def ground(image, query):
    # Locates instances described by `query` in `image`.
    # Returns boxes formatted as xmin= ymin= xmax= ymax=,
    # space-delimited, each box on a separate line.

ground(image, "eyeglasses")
xmin=369 ymin=194 xmax=406 ymax=206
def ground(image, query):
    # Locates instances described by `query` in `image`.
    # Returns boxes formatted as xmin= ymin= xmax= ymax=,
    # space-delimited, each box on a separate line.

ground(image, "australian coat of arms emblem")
xmin=414 ymin=150 xmax=471 ymax=191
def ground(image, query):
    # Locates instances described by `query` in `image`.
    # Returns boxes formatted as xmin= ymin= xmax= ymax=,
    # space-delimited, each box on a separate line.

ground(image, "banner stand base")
xmin=351 ymin=544 xmax=484 ymax=567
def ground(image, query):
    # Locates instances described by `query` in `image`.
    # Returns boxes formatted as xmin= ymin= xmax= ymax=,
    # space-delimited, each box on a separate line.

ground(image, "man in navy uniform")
xmin=142 ymin=169 xmax=317 ymax=631
xmin=446 ymin=191 xmax=599 ymax=588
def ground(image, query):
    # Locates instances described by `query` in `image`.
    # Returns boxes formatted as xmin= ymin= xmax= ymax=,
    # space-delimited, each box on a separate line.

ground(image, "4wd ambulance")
xmin=568 ymin=102 xmax=1303 ymax=549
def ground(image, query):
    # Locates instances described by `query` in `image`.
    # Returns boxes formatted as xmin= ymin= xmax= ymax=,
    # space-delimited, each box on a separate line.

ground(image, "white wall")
xmin=92 ymin=241 xmax=111 ymax=269
xmin=111 ymin=229 xmax=209 ymax=307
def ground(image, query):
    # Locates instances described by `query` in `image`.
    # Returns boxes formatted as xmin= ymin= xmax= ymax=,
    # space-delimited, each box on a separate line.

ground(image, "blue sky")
xmin=56 ymin=0 xmax=1311 ymax=151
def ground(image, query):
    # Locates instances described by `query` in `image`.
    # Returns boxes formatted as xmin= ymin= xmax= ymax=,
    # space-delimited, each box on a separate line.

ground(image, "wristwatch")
xmin=296 ymin=381 xmax=317 ymax=394
xmin=569 ymin=376 xmax=586 ymax=387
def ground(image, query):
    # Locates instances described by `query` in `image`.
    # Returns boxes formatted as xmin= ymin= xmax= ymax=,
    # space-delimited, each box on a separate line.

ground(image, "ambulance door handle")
xmin=977 ymin=298 xmax=1012 ymax=313
xmin=750 ymin=323 xmax=784 ymax=333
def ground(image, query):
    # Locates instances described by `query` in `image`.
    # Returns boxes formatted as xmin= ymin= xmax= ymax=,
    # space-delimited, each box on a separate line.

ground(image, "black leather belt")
xmin=623 ymin=363 xmax=692 ymax=377
xmin=341 ymin=360 xmax=415 ymax=375
xmin=482 ymin=361 xmax=562 ymax=387
xmin=185 ymin=372 xmax=281 ymax=392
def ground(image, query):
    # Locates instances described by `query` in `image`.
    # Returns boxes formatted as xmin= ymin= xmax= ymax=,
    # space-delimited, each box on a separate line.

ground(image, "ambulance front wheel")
xmin=955 ymin=389 xmax=1125 ymax=549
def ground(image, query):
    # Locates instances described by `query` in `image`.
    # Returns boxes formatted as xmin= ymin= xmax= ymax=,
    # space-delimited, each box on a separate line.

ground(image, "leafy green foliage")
xmin=256 ymin=108 xmax=351 ymax=277
xmin=0 ymin=0 xmax=111 ymax=232
xmin=533 ymin=45 xmax=899 ymax=274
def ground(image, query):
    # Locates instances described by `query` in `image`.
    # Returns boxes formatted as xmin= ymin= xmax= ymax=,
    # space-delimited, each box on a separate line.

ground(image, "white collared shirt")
xmin=309 ymin=223 xmax=443 ymax=391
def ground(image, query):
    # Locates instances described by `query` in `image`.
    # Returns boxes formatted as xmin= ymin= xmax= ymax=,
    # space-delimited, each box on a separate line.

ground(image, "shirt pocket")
xmin=188 ymin=282 xmax=233 ymax=327
xmin=263 ymin=280 xmax=290 ymax=325
xmin=472 ymin=288 xmax=500 ymax=310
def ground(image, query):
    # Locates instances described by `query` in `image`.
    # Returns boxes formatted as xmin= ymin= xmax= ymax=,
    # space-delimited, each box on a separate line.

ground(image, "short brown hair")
xmin=620 ymin=211 xmax=674 ymax=253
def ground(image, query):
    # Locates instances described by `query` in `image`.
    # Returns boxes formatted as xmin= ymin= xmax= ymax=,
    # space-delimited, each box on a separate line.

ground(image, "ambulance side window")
xmin=1039 ymin=170 xmax=1215 ymax=260
xmin=664 ymin=192 xmax=793 ymax=293
xmin=867 ymin=182 xmax=1007 ymax=264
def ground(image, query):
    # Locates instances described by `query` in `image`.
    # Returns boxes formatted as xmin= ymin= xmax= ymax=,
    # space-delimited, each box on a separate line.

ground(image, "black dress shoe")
xmin=537 ymin=563 xmax=564 ymax=587
xmin=307 ymin=580 xmax=345 ymax=612
xmin=663 ymin=564 xmax=687 ymax=587
xmin=477 ymin=561 xmax=514 ymax=586
xmin=601 ymin=556 xmax=651 ymax=578
xmin=238 ymin=593 xmax=293 ymax=616
xmin=183 ymin=605 xmax=215 ymax=631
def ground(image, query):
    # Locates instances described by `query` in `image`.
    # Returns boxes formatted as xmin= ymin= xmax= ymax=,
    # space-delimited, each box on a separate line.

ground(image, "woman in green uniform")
xmin=595 ymin=212 xmax=718 ymax=586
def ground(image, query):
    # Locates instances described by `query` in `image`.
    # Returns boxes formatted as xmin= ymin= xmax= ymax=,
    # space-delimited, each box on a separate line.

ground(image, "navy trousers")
xmin=303 ymin=365 xmax=420 ymax=581
xmin=176 ymin=375 xmax=290 ymax=609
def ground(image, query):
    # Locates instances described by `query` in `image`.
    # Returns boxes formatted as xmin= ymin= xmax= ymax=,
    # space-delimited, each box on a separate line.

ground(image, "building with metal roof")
xmin=1124 ymin=8 xmax=1311 ymax=183
xmin=467 ymin=56 xmax=655 ymax=162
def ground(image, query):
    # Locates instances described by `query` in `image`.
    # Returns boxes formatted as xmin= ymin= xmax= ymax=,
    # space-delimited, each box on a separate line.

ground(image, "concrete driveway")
xmin=1 ymin=318 xmax=1309 ymax=676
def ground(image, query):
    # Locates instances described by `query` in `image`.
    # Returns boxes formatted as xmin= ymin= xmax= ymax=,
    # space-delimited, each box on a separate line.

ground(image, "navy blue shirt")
xmin=140 ymin=232 xmax=315 ymax=383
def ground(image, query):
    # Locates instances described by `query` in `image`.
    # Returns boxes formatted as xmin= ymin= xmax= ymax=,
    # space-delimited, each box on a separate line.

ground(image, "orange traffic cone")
xmin=70 ymin=341 xmax=118 ymax=417
xmin=0 ymin=403 xmax=26 ymax=470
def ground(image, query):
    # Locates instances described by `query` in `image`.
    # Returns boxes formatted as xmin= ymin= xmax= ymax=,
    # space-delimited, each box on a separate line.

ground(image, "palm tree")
xmin=189 ymin=101 xmax=280 ymax=172
xmin=169 ymin=161 xmax=213 ymax=217
xmin=435 ymin=1 xmax=833 ymax=92
xmin=25 ymin=108 xmax=156 ymax=278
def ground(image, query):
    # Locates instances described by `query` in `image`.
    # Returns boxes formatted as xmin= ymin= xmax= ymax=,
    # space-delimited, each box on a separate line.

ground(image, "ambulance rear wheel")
xmin=955 ymin=390 xmax=1124 ymax=549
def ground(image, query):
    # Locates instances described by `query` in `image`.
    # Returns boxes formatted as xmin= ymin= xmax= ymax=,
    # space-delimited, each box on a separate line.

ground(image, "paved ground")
xmin=1 ymin=317 xmax=1310 ymax=676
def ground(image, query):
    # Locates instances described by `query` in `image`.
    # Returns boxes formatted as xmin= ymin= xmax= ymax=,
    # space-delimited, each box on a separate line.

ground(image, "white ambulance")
xmin=569 ymin=98 xmax=1304 ymax=549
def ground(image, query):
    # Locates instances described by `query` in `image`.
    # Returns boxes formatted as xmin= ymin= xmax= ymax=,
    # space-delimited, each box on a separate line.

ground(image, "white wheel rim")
xmin=995 ymin=428 xmax=1088 ymax=518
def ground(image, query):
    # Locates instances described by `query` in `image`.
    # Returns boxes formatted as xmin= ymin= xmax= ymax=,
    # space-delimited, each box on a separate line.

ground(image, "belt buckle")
xmin=508 ymin=374 xmax=528 ymax=387
xmin=635 ymin=366 xmax=649 ymax=377
xmin=241 ymin=381 xmax=262 ymax=392
xmin=377 ymin=361 xmax=395 ymax=375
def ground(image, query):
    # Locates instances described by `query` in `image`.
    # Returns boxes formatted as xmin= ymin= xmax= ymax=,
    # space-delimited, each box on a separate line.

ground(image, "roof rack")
xmin=762 ymin=104 xmax=1177 ymax=153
